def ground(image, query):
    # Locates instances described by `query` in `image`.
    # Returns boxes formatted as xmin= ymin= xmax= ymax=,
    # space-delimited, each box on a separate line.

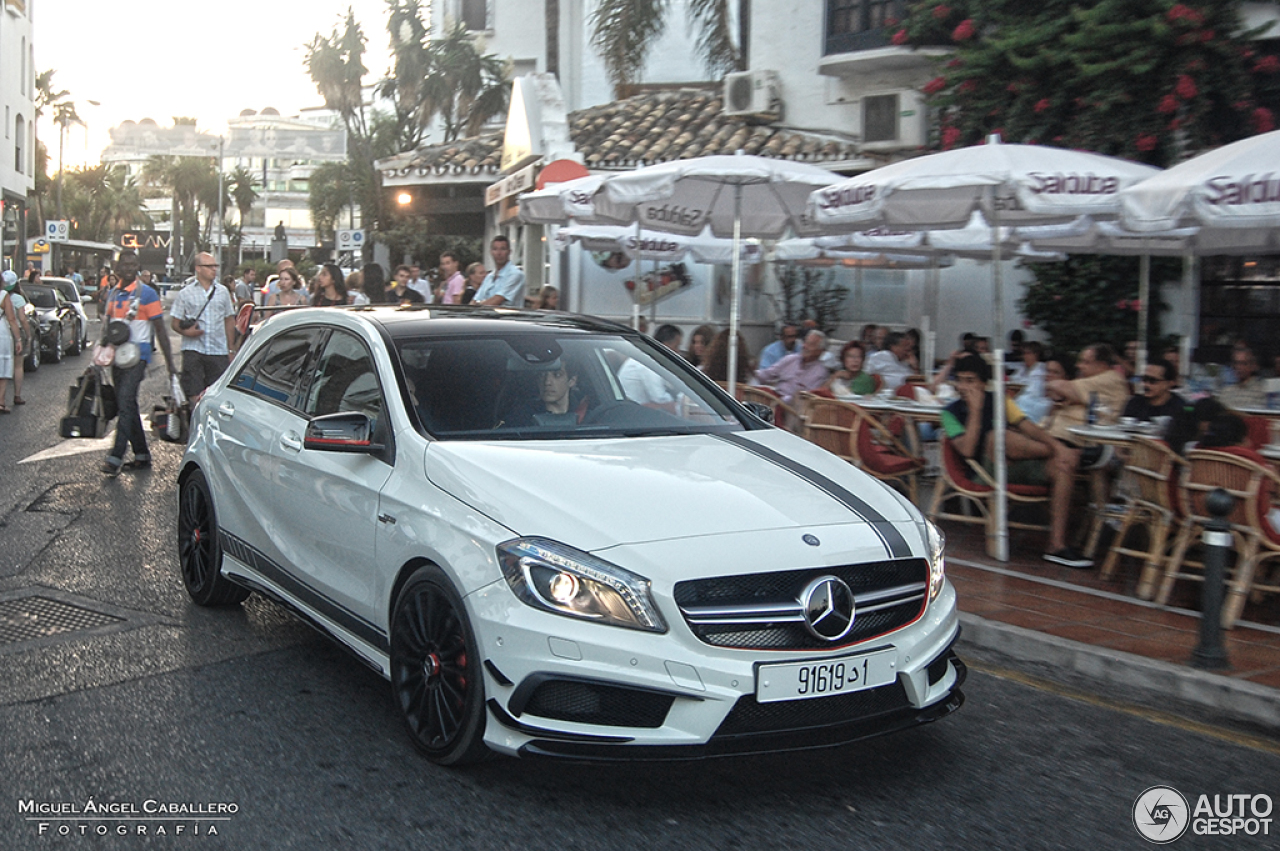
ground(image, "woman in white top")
xmin=0 ymin=271 xmax=25 ymax=412
xmin=1012 ymin=340 xmax=1051 ymax=422
xmin=266 ymin=267 xmax=308 ymax=308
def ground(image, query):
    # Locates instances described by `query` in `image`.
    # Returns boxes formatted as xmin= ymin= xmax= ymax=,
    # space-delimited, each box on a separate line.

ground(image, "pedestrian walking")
xmin=101 ymin=249 xmax=175 ymax=476
xmin=172 ymin=253 xmax=238 ymax=402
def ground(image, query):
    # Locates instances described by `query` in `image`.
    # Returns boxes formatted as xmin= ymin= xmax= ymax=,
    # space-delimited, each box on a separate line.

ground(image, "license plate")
xmin=756 ymin=648 xmax=897 ymax=703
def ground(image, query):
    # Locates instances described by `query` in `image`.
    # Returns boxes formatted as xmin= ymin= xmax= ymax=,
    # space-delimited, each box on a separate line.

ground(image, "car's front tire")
xmin=69 ymin=320 xmax=84 ymax=356
xmin=178 ymin=469 xmax=250 ymax=606
xmin=389 ymin=566 xmax=489 ymax=766
xmin=24 ymin=328 xmax=39 ymax=371
xmin=49 ymin=324 xmax=63 ymax=363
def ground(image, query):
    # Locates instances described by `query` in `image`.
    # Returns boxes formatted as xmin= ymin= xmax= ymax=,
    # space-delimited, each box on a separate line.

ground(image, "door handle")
xmin=280 ymin=432 xmax=303 ymax=452
xmin=217 ymin=401 xmax=235 ymax=418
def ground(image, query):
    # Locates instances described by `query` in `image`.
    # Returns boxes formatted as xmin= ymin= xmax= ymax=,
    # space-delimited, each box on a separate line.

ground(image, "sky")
xmin=36 ymin=0 xmax=397 ymax=168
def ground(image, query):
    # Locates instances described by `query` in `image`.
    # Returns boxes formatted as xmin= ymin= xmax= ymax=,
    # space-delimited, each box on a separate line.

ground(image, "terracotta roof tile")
xmin=381 ymin=88 xmax=861 ymax=181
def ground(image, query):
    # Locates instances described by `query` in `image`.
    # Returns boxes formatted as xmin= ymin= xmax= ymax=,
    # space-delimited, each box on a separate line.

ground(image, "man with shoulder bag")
xmin=171 ymin=252 xmax=238 ymax=402
xmin=99 ymin=249 xmax=175 ymax=477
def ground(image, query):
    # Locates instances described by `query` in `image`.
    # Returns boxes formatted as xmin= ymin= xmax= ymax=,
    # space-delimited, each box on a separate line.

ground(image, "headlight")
xmin=924 ymin=520 xmax=946 ymax=602
xmin=497 ymin=538 xmax=667 ymax=633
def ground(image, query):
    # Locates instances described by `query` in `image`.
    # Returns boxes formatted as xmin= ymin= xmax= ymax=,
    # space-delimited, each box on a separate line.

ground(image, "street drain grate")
xmin=0 ymin=595 xmax=124 ymax=645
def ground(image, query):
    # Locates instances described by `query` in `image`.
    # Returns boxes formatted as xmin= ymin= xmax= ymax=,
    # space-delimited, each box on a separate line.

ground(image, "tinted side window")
xmin=230 ymin=327 xmax=323 ymax=408
xmin=304 ymin=330 xmax=384 ymax=421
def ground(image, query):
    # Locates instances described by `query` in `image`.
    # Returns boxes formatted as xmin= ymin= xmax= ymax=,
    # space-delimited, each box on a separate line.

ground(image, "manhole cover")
xmin=0 ymin=596 xmax=124 ymax=645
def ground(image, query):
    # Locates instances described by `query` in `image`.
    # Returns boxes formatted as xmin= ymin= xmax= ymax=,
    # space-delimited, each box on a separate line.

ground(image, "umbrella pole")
xmin=728 ymin=186 xmax=743 ymax=398
xmin=1137 ymin=254 xmax=1150 ymax=377
xmin=634 ymin=219 xmax=643 ymax=330
xmin=990 ymin=204 xmax=1009 ymax=563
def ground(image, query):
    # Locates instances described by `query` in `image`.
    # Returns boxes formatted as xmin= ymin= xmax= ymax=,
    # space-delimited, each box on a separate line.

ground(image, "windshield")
xmin=28 ymin=287 xmax=58 ymax=309
xmin=395 ymin=332 xmax=750 ymax=440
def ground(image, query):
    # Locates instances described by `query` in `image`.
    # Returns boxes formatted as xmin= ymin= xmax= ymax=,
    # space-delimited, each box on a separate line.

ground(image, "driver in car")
xmin=500 ymin=359 xmax=589 ymax=428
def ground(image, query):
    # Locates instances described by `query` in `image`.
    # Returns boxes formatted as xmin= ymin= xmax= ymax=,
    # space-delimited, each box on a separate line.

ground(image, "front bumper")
xmin=466 ymin=578 xmax=964 ymax=759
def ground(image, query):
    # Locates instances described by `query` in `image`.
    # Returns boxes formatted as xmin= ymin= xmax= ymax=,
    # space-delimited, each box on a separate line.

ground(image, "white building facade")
xmin=1 ymin=0 xmax=35 ymax=271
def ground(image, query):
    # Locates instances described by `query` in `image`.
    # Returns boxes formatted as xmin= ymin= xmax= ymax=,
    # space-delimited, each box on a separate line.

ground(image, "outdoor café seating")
xmin=1097 ymin=436 xmax=1185 ymax=598
xmin=1159 ymin=447 xmax=1280 ymax=628
xmin=927 ymin=435 xmax=1050 ymax=559
xmin=802 ymin=394 xmax=926 ymax=502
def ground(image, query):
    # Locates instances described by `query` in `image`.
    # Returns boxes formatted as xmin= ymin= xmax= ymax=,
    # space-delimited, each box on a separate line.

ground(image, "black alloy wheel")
xmin=389 ymin=567 xmax=489 ymax=765
xmin=177 ymin=469 xmax=250 ymax=606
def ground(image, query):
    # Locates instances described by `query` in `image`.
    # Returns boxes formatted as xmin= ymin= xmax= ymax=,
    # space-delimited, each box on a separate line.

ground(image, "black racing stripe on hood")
xmin=714 ymin=432 xmax=913 ymax=559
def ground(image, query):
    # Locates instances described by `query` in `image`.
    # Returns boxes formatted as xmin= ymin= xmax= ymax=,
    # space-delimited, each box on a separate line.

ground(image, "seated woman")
xmin=826 ymin=340 xmax=881 ymax=396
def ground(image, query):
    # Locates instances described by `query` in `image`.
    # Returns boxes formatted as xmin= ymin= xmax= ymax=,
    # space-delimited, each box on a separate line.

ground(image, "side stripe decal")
xmin=219 ymin=531 xmax=389 ymax=652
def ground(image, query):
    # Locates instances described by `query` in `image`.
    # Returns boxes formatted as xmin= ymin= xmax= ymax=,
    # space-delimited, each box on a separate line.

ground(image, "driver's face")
xmin=538 ymin=367 xmax=574 ymax=406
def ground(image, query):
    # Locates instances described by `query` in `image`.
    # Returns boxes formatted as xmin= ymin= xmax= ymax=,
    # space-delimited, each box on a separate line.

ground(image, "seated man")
xmin=1041 ymin=343 xmax=1131 ymax=568
xmin=754 ymin=329 xmax=831 ymax=405
xmin=1122 ymin=359 xmax=1187 ymax=436
xmin=619 ymin=324 xmax=682 ymax=408
xmin=757 ymin=323 xmax=800 ymax=371
xmin=1219 ymin=345 xmax=1266 ymax=410
xmin=940 ymin=354 xmax=1061 ymax=489
xmin=866 ymin=331 xmax=916 ymax=390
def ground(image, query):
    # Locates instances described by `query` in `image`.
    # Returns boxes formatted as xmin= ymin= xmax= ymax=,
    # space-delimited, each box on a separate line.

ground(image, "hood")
xmin=425 ymin=429 xmax=917 ymax=554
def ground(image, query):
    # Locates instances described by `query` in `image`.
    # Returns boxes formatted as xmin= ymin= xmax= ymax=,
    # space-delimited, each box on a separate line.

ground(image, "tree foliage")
xmin=772 ymin=264 xmax=849 ymax=335
xmin=62 ymin=165 xmax=151 ymax=243
xmin=590 ymin=0 xmax=744 ymax=95
xmin=896 ymin=0 xmax=1280 ymax=164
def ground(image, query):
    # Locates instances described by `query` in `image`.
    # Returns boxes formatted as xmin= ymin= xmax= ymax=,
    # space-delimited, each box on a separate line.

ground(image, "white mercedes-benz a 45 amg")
xmin=178 ymin=306 xmax=963 ymax=764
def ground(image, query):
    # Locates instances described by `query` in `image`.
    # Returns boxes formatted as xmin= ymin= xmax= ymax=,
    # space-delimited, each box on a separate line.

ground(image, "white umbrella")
xmin=595 ymin=152 xmax=844 ymax=395
xmin=519 ymin=174 xmax=613 ymax=225
xmin=555 ymin=224 xmax=763 ymax=265
xmin=809 ymin=136 xmax=1160 ymax=562
xmin=1118 ymin=129 xmax=1280 ymax=234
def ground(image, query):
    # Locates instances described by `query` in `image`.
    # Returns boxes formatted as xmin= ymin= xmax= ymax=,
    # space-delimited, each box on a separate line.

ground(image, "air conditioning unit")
xmin=724 ymin=70 xmax=782 ymax=117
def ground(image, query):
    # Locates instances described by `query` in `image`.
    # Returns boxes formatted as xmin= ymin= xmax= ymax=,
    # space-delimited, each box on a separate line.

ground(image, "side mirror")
xmin=304 ymin=411 xmax=384 ymax=453
xmin=744 ymin=402 xmax=774 ymax=424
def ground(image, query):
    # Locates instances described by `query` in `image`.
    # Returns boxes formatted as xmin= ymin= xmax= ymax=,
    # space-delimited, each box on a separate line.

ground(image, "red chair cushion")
xmin=1244 ymin=416 xmax=1270 ymax=452
xmin=1215 ymin=446 xmax=1280 ymax=546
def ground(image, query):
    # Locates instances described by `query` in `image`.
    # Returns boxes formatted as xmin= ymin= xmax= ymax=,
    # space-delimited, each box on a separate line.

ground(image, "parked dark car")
xmin=23 ymin=282 xmax=83 ymax=363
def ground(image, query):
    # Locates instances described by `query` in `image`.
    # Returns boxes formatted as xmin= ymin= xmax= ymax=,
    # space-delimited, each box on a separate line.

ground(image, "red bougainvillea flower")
xmin=1167 ymin=4 xmax=1204 ymax=26
xmin=1199 ymin=29 xmax=1215 ymax=43
xmin=1022 ymin=319 xmax=1034 ymax=329
xmin=946 ymin=57 xmax=964 ymax=69
xmin=1115 ymin=299 xmax=1130 ymax=310
xmin=923 ymin=76 xmax=947 ymax=95
xmin=1158 ymin=94 xmax=1179 ymax=114
xmin=941 ymin=125 xmax=962 ymax=149
xmin=952 ymin=19 xmax=975 ymax=41
xmin=1136 ymin=133 xmax=1159 ymax=152
xmin=1007 ymin=82 xmax=1020 ymax=93
xmin=1034 ymin=98 xmax=1051 ymax=113
xmin=1254 ymin=107 xmax=1276 ymax=133
xmin=1129 ymin=300 xmax=1142 ymax=311
xmin=1255 ymin=55 xmax=1280 ymax=74
xmin=1175 ymin=74 xmax=1198 ymax=100
xmin=958 ymin=79 xmax=978 ymax=94
xmin=932 ymin=4 xmax=952 ymax=20
xmin=1168 ymin=118 xmax=1182 ymax=130
xmin=891 ymin=29 xmax=909 ymax=45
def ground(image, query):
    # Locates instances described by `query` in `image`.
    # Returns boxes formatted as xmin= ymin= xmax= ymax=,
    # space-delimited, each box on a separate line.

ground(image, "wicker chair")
xmin=804 ymin=395 xmax=926 ymax=503
xmin=738 ymin=384 xmax=806 ymax=432
xmin=1097 ymin=437 xmax=1185 ymax=597
xmin=927 ymin=435 xmax=1050 ymax=558
xmin=1159 ymin=447 xmax=1280 ymax=627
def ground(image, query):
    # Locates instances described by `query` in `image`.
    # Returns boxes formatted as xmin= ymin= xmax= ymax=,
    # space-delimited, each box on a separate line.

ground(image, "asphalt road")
xmin=2 ymin=325 xmax=1278 ymax=849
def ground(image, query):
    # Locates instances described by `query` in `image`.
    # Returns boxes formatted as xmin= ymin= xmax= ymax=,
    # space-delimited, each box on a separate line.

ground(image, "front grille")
xmin=523 ymin=680 xmax=674 ymax=729
xmin=714 ymin=680 xmax=912 ymax=738
xmin=675 ymin=559 xmax=929 ymax=650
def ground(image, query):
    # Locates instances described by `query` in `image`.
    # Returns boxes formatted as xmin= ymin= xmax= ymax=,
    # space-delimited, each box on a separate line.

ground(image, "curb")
xmin=957 ymin=613 xmax=1280 ymax=730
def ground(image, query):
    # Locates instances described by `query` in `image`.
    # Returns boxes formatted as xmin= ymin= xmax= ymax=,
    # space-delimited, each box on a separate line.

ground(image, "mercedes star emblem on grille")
xmin=800 ymin=576 xmax=856 ymax=642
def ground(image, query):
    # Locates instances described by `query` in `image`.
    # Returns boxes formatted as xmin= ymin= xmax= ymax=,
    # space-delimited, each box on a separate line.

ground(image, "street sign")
xmin=336 ymin=229 xmax=366 ymax=251
xmin=46 ymin=220 xmax=70 ymax=242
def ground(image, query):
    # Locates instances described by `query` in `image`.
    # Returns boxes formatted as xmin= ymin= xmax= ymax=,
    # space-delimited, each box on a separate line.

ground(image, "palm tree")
xmin=225 ymin=165 xmax=260 ymax=260
xmin=64 ymin=165 xmax=150 ymax=243
xmin=590 ymin=0 xmax=744 ymax=96
xmin=142 ymin=155 xmax=218 ymax=266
